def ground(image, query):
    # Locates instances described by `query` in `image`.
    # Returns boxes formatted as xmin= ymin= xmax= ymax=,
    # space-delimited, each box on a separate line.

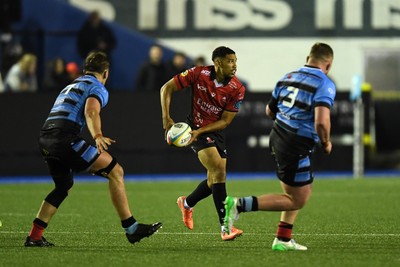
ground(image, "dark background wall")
xmin=4 ymin=91 xmax=395 ymax=177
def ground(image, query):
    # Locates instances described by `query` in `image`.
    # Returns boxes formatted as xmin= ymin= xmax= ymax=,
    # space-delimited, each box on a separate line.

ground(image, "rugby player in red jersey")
xmin=160 ymin=46 xmax=245 ymax=240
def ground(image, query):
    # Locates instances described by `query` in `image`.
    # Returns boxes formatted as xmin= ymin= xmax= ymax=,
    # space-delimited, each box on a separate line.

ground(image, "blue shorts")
xmin=269 ymin=124 xmax=315 ymax=187
xmin=39 ymin=130 xmax=100 ymax=174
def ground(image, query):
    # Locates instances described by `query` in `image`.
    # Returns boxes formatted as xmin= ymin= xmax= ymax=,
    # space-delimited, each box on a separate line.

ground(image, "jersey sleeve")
xmin=314 ymin=79 xmax=336 ymax=108
xmin=173 ymin=67 xmax=198 ymax=90
xmin=89 ymin=85 xmax=109 ymax=108
xmin=267 ymin=95 xmax=279 ymax=114
xmin=268 ymin=78 xmax=284 ymax=114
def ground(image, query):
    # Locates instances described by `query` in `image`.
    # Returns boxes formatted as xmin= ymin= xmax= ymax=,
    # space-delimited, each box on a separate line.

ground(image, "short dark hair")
xmin=83 ymin=51 xmax=110 ymax=74
xmin=309 ymin=42 xmax=334 ymax=61
xmin=212 ymin=46 xmax=235 ymax=61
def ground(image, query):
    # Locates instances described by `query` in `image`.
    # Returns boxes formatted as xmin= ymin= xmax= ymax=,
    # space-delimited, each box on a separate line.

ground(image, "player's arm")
xmin=85 ymin=97 xmax=115 ymax=154
xmin=315 ymin=105 xmax=332 ymax=154
xmin=189 ymin=111 xmax=236 ymax=144
xmin=266 ymin=96 xmax=278 ymax=120
xmin=160 ymin=78 xmax=179 ymax=134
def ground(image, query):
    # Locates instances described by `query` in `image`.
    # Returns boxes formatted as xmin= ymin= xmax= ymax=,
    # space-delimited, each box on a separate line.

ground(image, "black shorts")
xmin=39 ymin=129 xmax=100 ymax=175
xmin=190 ymin=131 xmax=227 ymax=158
xmin=269 ymin=123 xmax=315 ymax=187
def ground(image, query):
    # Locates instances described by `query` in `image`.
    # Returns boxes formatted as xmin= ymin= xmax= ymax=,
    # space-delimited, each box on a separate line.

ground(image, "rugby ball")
xmin=167 ymin=122 xmax=192 ymax=147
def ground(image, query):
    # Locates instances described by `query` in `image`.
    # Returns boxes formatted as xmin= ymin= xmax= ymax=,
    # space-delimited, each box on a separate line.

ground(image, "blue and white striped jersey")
xmin=45 ymin=75 xmax=109 ymax=131
xmin=269 ymin=65 xmax=336 ymax=142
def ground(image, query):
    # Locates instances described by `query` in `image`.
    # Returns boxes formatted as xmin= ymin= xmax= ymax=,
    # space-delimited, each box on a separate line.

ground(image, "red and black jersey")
xmin=173 ymin=66 xmax=245 ymax=129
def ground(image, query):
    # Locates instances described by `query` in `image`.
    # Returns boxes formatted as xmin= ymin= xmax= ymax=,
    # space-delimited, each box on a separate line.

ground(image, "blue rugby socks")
xmin=238 ymin=196 xmax=258 ymax=213
xmin=122 ymin=216 xmax=138 ymax=235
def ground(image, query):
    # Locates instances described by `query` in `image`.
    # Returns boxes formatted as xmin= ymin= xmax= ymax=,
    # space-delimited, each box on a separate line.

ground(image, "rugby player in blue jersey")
xmin=224 ymin=43 xmax=336 ymax=251
xmin=24 ymin=52 xmax=161 ymax=247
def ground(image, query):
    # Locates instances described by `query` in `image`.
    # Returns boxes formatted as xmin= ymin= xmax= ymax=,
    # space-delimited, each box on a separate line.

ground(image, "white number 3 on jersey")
xmin=282 ymin=86 xmax=299 ymax=108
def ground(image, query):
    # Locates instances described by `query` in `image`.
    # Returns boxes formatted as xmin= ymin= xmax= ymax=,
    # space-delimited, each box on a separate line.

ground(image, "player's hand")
xmin=186 ymin=130 xmax=200 ymax=146
xmin=95 ymin=135 xmax=116 ymax=154
xmin=163 ymin=118 xmax=175 ymax=140
xmin=321 ymin=140 xmax=332 ymax=155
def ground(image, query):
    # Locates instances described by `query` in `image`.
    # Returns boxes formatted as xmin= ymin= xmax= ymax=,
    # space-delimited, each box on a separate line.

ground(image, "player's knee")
xmin=209 ymin=168 xmax=226 ymax=183
xmin=107 ymin=164 xmax=124 ymax=182
xmin=292 ymin=198 xmax=307 ymax=210
xmin=52 ymin=173 xmax=74 ymax=193
xmin=114 ymin=163 xmax=124 ymax=177
xmin=45 ymin=174 xmax=74 ymax=208
xmin=58 ymin=178 xmax=74 ymax=192
xmin=94 ymin=157 xmax=119 ymax=178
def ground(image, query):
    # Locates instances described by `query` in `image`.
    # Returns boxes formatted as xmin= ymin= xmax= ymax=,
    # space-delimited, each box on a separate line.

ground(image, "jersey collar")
xmin=210 ymin=67 xmax=232 ymax=86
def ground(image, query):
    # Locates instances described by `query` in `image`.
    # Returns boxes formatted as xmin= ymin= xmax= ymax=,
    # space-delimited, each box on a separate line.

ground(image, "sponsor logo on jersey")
xmin=181 ymin=70 xmax=189 ymax=76
xmin=197 ymin=84 xmax=207 ymax=91
xmin=197 ymin=98 xmax=222 ymax=114
xmin=228 ymin=81 xmax=238 ymax=89
xmin=206 ymin=137 xmax=215 ymax=144
xmin=280 ymin=112 xmax=291 ymax=120
xmin=201 ymin=70 xmax=211 ymax=76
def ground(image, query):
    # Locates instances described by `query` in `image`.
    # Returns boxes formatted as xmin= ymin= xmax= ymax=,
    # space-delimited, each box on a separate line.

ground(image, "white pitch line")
xmin=0 ymin=231 xmax=399 ymax=236
xmin=0 ymin=213 xmax=81 ymax=217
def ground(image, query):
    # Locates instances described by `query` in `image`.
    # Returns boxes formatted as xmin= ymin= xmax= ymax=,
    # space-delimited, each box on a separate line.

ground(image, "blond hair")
xmin=19 ymin=54 xmax=37 ymax=73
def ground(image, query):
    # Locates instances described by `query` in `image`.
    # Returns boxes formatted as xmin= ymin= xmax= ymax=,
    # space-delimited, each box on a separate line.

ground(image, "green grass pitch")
xmin=0 ymin=177 xmax=399 ymax=267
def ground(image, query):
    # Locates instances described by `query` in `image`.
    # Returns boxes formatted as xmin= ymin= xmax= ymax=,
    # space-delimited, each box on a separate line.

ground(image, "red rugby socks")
xmin=276 ymin=221 xmax=293 ymax=242
xmin=29 ymin=218 xmax=48 ymax=240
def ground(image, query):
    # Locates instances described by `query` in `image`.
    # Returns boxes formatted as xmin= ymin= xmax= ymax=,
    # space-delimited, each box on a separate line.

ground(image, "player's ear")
xmin=103 ymin=70 xmax=108 ymax=79
xmin=326 ymin=63 xmax=331 ymax=72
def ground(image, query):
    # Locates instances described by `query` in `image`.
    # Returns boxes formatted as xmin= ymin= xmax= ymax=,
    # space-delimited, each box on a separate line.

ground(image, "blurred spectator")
xmin=0 ymin=72 xmax=4 ymax=93
xmin=4 ymin=53 xmax=37 ymax=92
xmin=194 ymin=55 xmax=206 ymax=67
xmin=1 ymin=41 xmax=23 ymax=77
xmin=135 ymin=44 xmax=168 ymax=92
xmin=166 ymin=51 xmax=187 ymax=77
xmin=0 ymin=0 xmax=21 ymax=33
xmin=77 ymin=10 xmax=116 ymax=60
xmin=65 ymin=61 xmax=81 ymax=82
xmin=0 ymin=0 xmax=22 ymax=77
xmin=43 ymin=57 xmax=70 ymax=92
